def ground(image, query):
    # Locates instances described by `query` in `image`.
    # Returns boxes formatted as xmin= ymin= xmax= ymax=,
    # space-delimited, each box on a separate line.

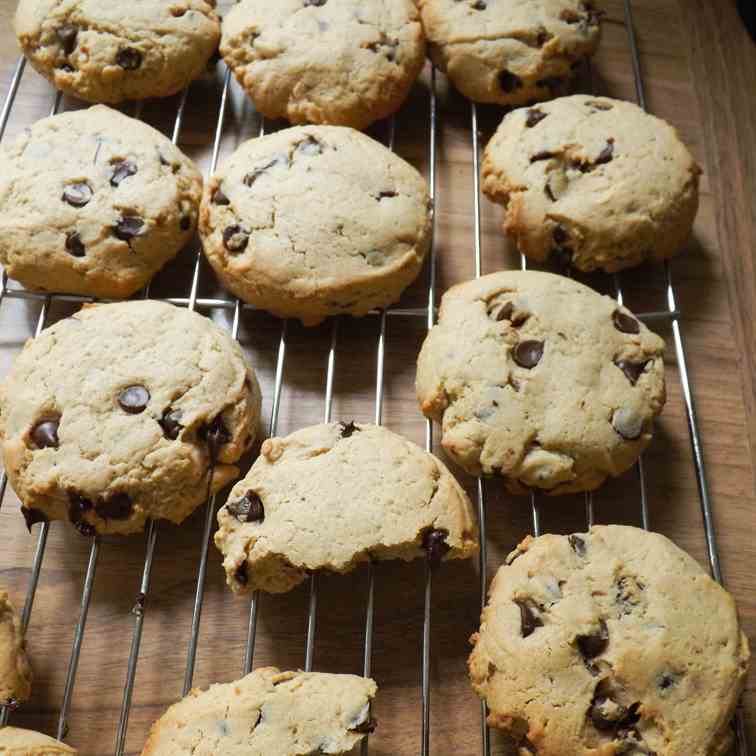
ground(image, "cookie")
xmin=214 ymin=422 xmax=478 ymax=594
xmin=0 ymin=592 xmax=32 ymax=707
xmin=199 ymin=125 xmax=432 ymax=326
xmin=0 ymin=300 xmax=262 ymax=536
xmin=0 ymin=727 xmax=76 ymax=755
xmin=469 ymin=525 xmax=751 ymax=756
xmin=220 ymin=0 xmax=425 ymax=130
xmin=0 ymin=106 xmax=203 ymax=298
xmin=418 ymin=0 xmax=601 ymax=106
xmin=482 ymin=95 xmax=702 ymax=272
xmin=14 ymin=1 xmax=220 ymax=104
xmin=416 ymin=271 xmax=665 ymax=494
xmin=141 ymin=667 xmax=376 ymax=755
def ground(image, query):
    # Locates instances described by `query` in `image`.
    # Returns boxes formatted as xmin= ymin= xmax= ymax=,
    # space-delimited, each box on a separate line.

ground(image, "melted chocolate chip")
xmin=499 ymin=70 xmax=522 ymax=93
xmin=159 ymin=408 xmax=183 ymax=440
xmin=116 ymin=47 xmax=142 ymax=70
xmin=212 ymin=186 xmax=230 ymax=205
xmin=526 ymin=108 xmax=547 ymax=128
xmin=199 ymin=414 xmax=231 ymax=463
xmin=117 ymin=385 xmax=150 ymax=414
xmin=31 ymin=419 xmax=60 ymax=449
xmin=234 ymin=562 xmax=249 ymax=585
xmin=114 ymin=216 xmax=144 ymax=241
xmin=531 ymin=150 xmax=555 ymax=162
xmin=68 ymin=492 xmax=95 ymax=535
xmin=339 ymin=420 xmax=359 ymax=438
xmin=595 ymin=138 xmax=615 ymax=165
xmin=227 ymin=491 xmax=265 ymax=523
xmin=56 ymin=24 xmax=78 ymax=55
xmin=21 ymin=507 xmax=48 ymax=532
xmin=615 ymin=360 xmax=649 ymax=386
xmin=568 ymin=534 xmax=587 ymax=557
xmin=62 ymin=182 xmax=93 ymax=207
xmin=422 ymin=528 xmax=450 ymax=568
xmin=612 ymin=310 xmax=640 ymax=334
xmin=65 ymin=231 xmax=85 ymax=257
xmin=110 ymin=159 xmax=137 ymax=187
xmin=98 ymin=492 xmax=133 ymax=519
xmin=495 ymin=302 xmax=514 ymax=322
xmin=577 ymin=619 xmax=609 ymax=659
xmin=223 ymin=225 xmax=249 ymax=253
xmin=515 ymin=598 xmax=543 ymax=637
xmin=513 ymin=340 xmax=544 ymax=369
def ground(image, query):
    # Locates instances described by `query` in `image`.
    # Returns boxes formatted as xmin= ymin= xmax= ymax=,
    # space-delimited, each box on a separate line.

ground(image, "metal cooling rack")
xmin=0 ymin=1 xmax=749 ymax=754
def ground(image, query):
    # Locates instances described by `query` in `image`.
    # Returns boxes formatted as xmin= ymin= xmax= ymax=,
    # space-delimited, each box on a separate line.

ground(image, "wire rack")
xmin=0 ymin=1 xmax=749 ymax=754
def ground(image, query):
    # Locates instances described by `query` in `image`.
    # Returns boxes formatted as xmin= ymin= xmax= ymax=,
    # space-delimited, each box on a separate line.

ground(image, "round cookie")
xmin=416 ymin=271 xmax=666 ymax=494
xmin=469 ymin=525 xmax=751 ymax=756
xmin=418 ymin=0 xmax=601 ymax=106
xmin=199 ymin=125 xmax=432 ymax=326
xmin=0 ymin=591 xmax=32 ymax=707
xmin=14 ymin=0 xmax=220 ymax=104
xmin=0 ymin=727 xmax=76 ymax=755
xmin=215 ymin=422 xmax=479 ymax=594
xmin=0 ymin=300 xmax=262 ymax=536
xmin=482 ymin=95 xmax=702 ymax=272
xmin=220 ymin=0 xmax=425 ymax=130
xmin=0 ymin=106 xmax=202 ymax=298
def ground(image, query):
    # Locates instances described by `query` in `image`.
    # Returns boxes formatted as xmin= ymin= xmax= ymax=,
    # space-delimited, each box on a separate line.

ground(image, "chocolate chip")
xmin=117 ymin=385 xmax=150 ymax=414
xmin=350 ymin=717 xmax=377 ymax=734
xmin=65 ymin=231 xmax=85 ymax=257
xmin=615 ymin=360 xmax=649 ymax=386
xmin=378 ymin=190 xmax=398 ymax=199
xmin=612 ymin=310 xmax=640 ymax=334
xmin=339 ymin=420 xmax=359 ymax=438
xmin=495 ymin=302 xmax=514 ymax=322
xmin=223 ymin=225 xmax=249 ymax=253
xmin=180 ymin=214 xmax=191 ymax=231
xmin=114 ymin=216 xmax=144 ymax=241
xmin=513 ymin=340 xmax=544 ymax=369
xmin=589 ymin=696 xmax=640 ymax=732
xmin=499 ymin=70 xmax=522 ymax=93
xmin=595 ymin=138 xmax=615 ymax=165
xmin=21 ymin=507 xmax=48 ymax=532
xmin=227 ymin=491 xmax=265 ymax=523
xmin=295 ymin=136 xmax=323 ymax=156
xmin=615 ymin=575 xmax=645 ymax=614
xmin=116 ymin=47 xmax=142 ymax=70
xmin=62 ymin=182 xmax=92 ymax=207
xmin=234 ymin=562 xmax=249 ymax=585
xmin=531 ymin=150 xmax=555 ymax=162
xmin=110 ymin=159 xmax=137 ymax=187
xmin=544 ymin=182 xmax=556 ymax=202
xmin=526 ymin=108 xmax=547 ymax=128
xmin=472 ymin=0 xmax=487 ymax=8
xmin=568 ymin=534 xmax=586 ymax=556
xmin=98 ymin=493 xmax=133 ymax=519
xmin=59 ymin=63 xmax=74 ymax=73
xmin=243 ymin=157 xmax=282 ymax=187
xmin=212 ymin=186 xmax=230 ymax=205
xmin=657 ymin=672 xmax=678 ymax=691
xmin=553 ymin=225 xmax=569 ymax=246
xmin=56 ymin=24 xmax=78 ymax=55
xmin=536 ymin=28 xmax=552 ymax=46
xmin=68 ymin=492 xmax=95 ymax=536
xmin=304 ymin=0 xmax=327 ymax=5
xmin=422 ymin=528 xmax=450 ymax=568
xmin=612 ymin=408 xmax=643 ymax=441
xmin=30 ymin=418 xmax=59 ymax=449
xmin=515 ymin=598 xmax=543 ymax=637
xmin=199 ymin=414 xmax=231 ymax=463
xmin=159 ymin=408 xmax=183 ymax=439
xmin=576 ymin=620 xmax=608 ymax=659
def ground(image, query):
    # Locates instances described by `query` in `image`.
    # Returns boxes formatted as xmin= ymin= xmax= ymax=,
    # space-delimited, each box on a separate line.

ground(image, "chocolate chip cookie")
xmin=0 ymin=300 xmax=262 ymax=536
xmin=220 ymin=0 xmax=425 ymax=129
xmin=469 ymin=525 xmax=751 ymax=756
xmin=199 ymin=125 xmax=432 ymax=326
xmin=0 ymin=106 xmax=202 ymax=298
xmin=0 ymin=591 xmax=32 ymax=707
xmin=416 ymin=271 xmax=665 ymax=494
xmin=0 ymin=727 xmax=76 ymax=755
xmin=482 ymin=95 xmax=702 ymax=272
xmin=419 ymin=0 xmax=601 ymax=106
xmin=214 ymin=422 xmax=478 ymax=594
xmin=14 ymin=1 xmax=220 ymax=103
xmin=141 ymin=667 xmax=376 ymax=755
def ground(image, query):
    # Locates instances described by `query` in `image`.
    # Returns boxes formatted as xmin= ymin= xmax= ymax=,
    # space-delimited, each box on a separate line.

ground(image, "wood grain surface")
xmin=0 ymin=1 xmax=754 ymax=754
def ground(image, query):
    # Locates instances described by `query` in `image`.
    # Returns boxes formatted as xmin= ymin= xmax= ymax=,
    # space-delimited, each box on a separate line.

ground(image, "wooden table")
xmin=1 ymin=2 xmax=754 ymax=754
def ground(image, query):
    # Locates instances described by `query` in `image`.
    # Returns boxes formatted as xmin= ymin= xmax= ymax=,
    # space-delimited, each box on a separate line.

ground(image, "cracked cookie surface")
xmin=0 ymin=106 xmax=202 ymax=298
xmin=469 ymin=525 xmax=751 ymax=756
xmin=14 ymin=0 xmax=220 ymax=103
xmin=0 ymin=300 xmax=262 ymax=536
xmin=0 ymin=591 xmax=32 ymax=707
xmin=220 ymin=0 xmax=425 ymax=129
xmin=199 ymin=125 xmax=432 ymax=326
xmin=0 ymin=727 xmax=76 ymax=755
xmin=416 ymin=271 xmax=666 ymax=494
xmin=214 ymin=422 xmax=478 ymax=594
xmin=141 ymin=667 xmax=376 ymax=756
xmin=482 ymin=95 xmax=702 ymax=272
xmin=418 ymin=0 xmax=601 ymax=106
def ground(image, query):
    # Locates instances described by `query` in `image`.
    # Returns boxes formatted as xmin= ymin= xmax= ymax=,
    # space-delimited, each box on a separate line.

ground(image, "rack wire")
xmin=0 ymin=1 xmax=749 ymax=754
